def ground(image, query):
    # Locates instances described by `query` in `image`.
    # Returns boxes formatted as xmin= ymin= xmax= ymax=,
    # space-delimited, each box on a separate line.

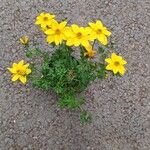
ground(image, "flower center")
xmin=114 ymin=61 xmax=120 ymax=66
xmin=97 ymin=29 xmax=102 ymax=34
xmin=77 ymin=32 xmax=82 ymax=39
xmin=16 ymin=69 xmax=26 ymax=76
xmin=43 ymin=17 xmax=48 ymax=21
xmin=55 ymin=29 xmax=61 ymax=35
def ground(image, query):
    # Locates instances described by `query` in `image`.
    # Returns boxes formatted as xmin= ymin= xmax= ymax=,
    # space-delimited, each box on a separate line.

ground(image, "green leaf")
xmin=98 ymin=46 xmax=105 ymax=53
xmin=97 ymin=64 xmax=106 ymax=79
xmin=58 ymin=94 xmax=84 ymax=109
xmin=32 ymin=77 xmax=50 ymax=90
xmin=99 ymin=64 xmax=105 ymax=69
xmin=101 ymin=53 xmax=108 ymax=61
xmin=80 ymin=111 xmax=91 ymax=124
xmin=26 ymin=49 xmax=33 ymax=58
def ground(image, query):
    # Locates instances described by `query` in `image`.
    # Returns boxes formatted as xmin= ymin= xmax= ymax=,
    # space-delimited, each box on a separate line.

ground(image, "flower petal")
xmin=96 ymin=20 xmax=103 ymax=28
xmin=73 ymin=40 xmax=80 ymax=47
xmin=106 ymin=64 xmax=112 ymax=70
xmin=111 ymin=53 xmax=117 ymax=60
xmin=18 ymin=60 xmax=24 ymax=66
xmin=13 ymin=63 xmax=17 ymax=68
xmin=64 ymin=27 xmax=73 ymax=38
xmin=47 ymin=36 xmax=54 ymax=44
xmin=66 ymin=40 xmax=74 ymax=46
xmin=12 ymin=75 xmax=20 ymax=81
xmin=121 ymin=59 xmax=127 ymax=65
xmin=19 ymin=76 xmax=27 ymax=84
xmin=88 ymin=22 xmax=95 ymax=29
xmin=8 ymin=68 xmax=16 ymax=73
xmin=81 ymin=40 xmax=90 ymax=47
xmin=105 ymin=58 xmax=112 ymax=63
xmin=60 ymin=21 xmax=67 ymax=29
xmin=103 ymin=28 xmax=111 ymax=36
xmin=71 ymin=24 xmax=79 ymax=33
xmin=45 ymin=29 xmax=55 ymax=35
xmin=98 ymin=34 xmax=108 ymax=45
xmin=119 ymin=66 xmax=126 ymax=75
xmin=24 ymin=63 xmax=29 ymax=68
xmin=55 ymin=36 xmax=62 ymax=45
xmin=113 ymin=67 xmax=119 ymax=74
xmin=26 ymin=69 xmax=31 ymax=74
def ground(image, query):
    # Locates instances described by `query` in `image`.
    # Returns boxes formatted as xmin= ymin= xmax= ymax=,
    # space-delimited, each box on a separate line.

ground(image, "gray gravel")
xmin=0 ymin=0 xmax=150 ymax=150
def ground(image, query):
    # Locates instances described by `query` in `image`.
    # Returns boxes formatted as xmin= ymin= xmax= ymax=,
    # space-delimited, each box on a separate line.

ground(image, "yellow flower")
xmin=35 ymin=12 xmax=55 ymax=29
xmin=89 ymin=20 xmax=111 ymax=45
xmin=84 ymin=44 xmax=96 ymax=58
xmin=8 ymin=60 xmax=31 ymax=84
xmin=105 ymin=53 xmax=127 ymax=75
xmin=65 ymin=24 xmax=91 ymax=47
xmin=20 ymin=36 xmax=29 ymax=45
xmin=45 ymin=20 xmax=67 ymax=45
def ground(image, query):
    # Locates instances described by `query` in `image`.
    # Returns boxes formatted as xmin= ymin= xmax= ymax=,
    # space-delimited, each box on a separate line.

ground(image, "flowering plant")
xmin=8 ymin=13 xmax=127 ymax=123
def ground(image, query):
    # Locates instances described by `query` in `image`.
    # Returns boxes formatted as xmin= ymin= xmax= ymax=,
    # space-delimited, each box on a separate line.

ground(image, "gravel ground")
xmin=0 ymin=0 xmax=150 ymax=150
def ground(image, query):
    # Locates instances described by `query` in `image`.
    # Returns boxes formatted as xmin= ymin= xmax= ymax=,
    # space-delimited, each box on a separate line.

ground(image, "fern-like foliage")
xmin=27 ymin=43 xmax=107 ymax=123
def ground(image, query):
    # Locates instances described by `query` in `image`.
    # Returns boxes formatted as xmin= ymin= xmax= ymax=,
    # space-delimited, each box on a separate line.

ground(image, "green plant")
xmin=25 ymin=43 xmax=106 ymax=123
xmin=8 ymin=13 xmax=127 ymax=123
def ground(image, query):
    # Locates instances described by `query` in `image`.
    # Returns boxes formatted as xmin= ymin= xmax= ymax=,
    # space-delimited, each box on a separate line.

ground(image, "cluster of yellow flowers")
xmin=7 ymin=12 xmax=127 ymax=84
xmin=35 ymin=12 xmax=111 ymax=58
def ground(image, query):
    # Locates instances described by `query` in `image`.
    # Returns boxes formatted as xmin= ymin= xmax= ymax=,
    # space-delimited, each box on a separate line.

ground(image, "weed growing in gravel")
xmin=8 ymin=12 xmax=127 ymax=123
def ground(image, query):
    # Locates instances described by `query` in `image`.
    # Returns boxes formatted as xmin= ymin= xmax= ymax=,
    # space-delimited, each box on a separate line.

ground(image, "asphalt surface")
xmin=0 ymin=0 xmax=150 ymax=150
